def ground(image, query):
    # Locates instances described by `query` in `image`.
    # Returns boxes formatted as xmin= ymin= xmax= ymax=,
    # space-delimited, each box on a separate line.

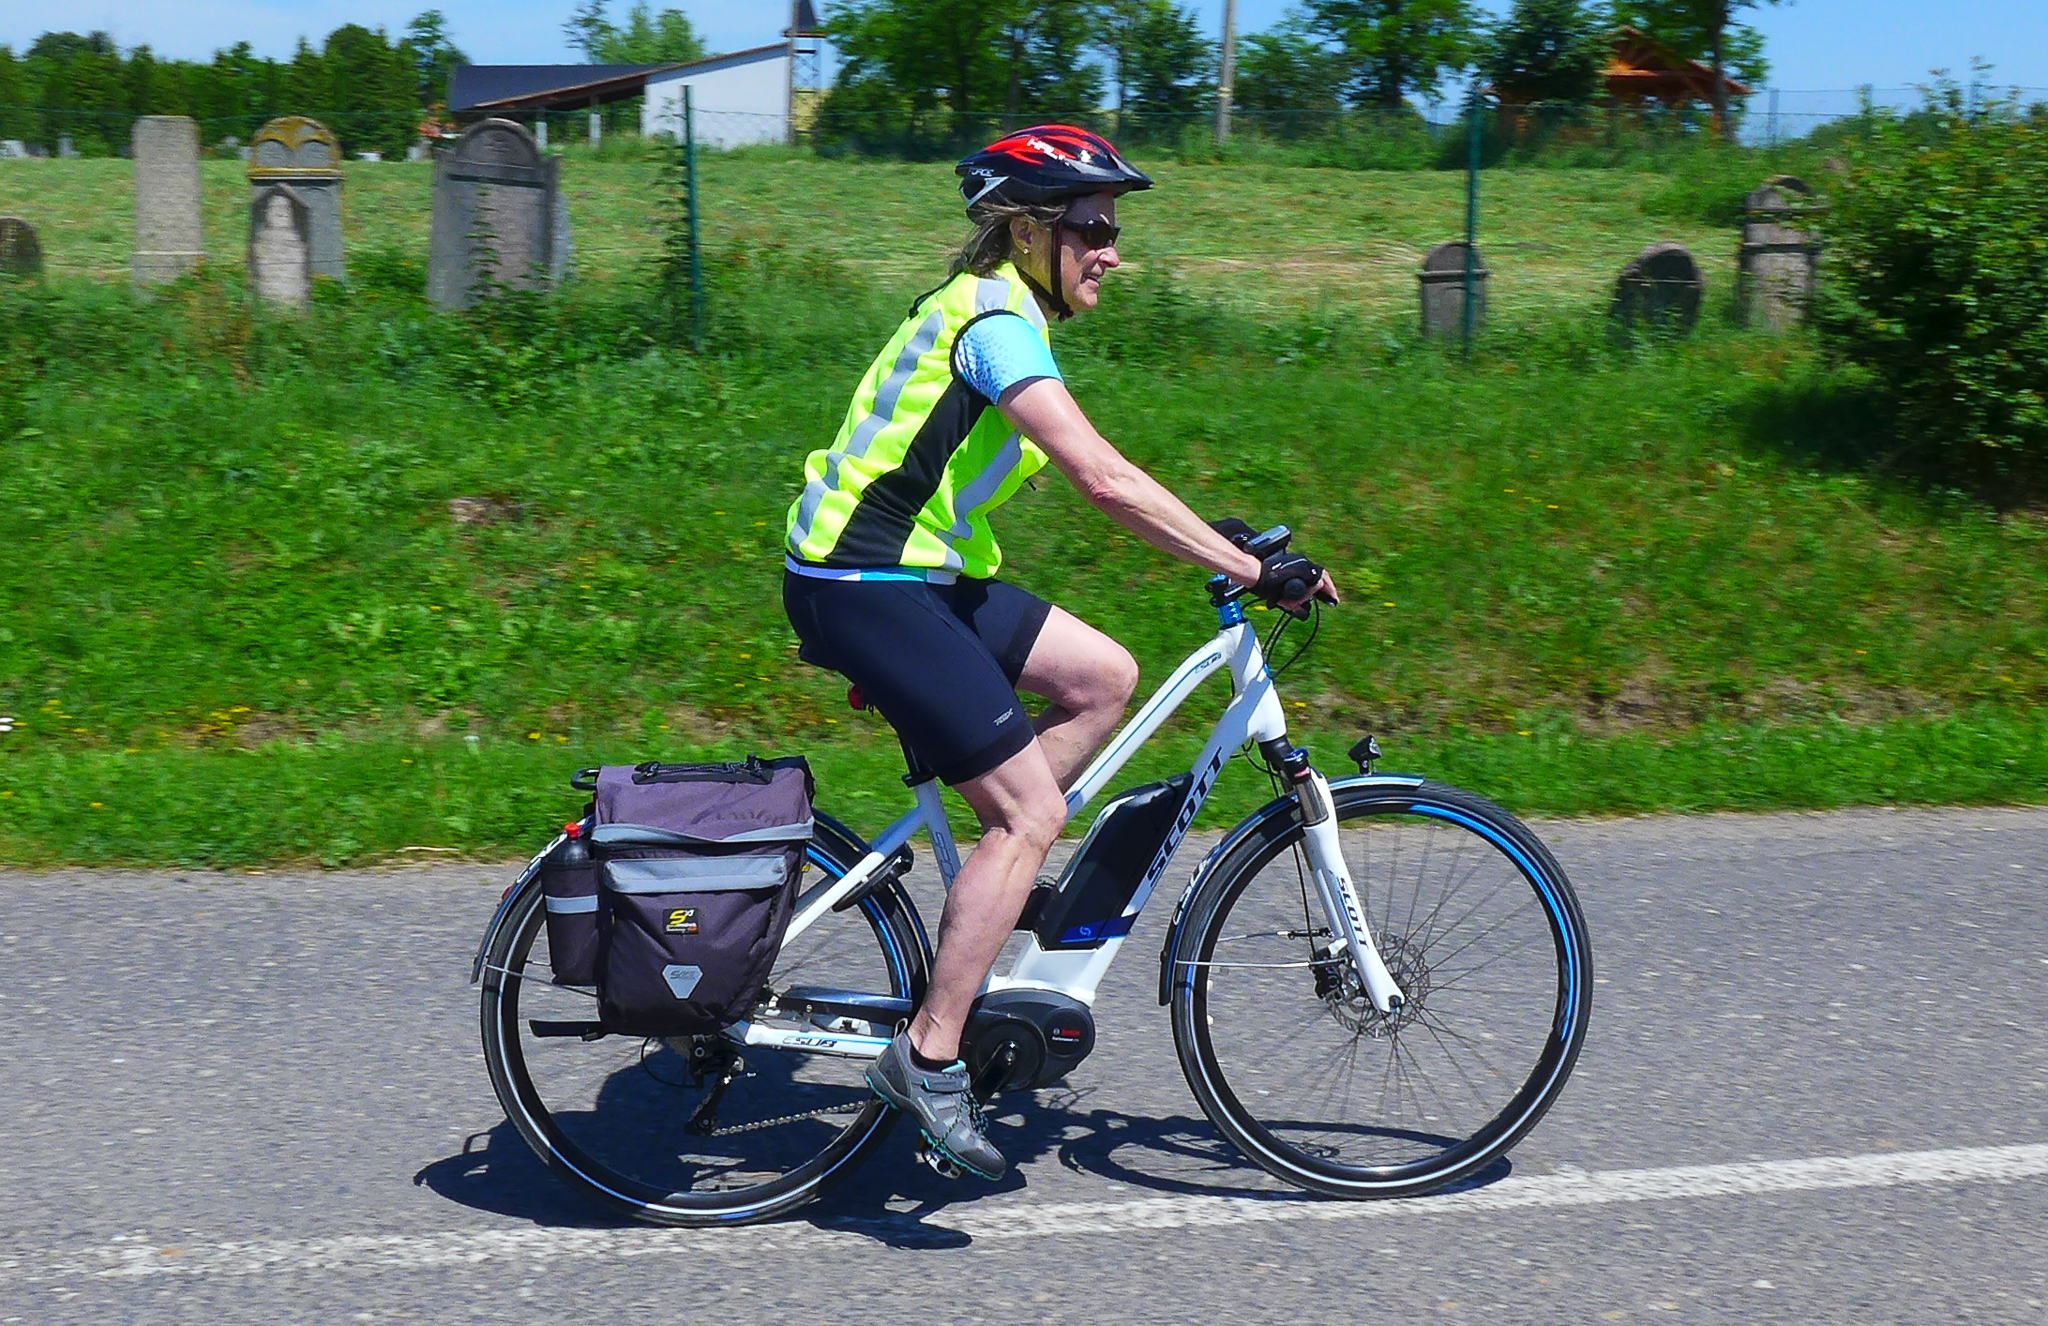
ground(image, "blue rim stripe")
xmin=1410 ymin=804 xmax=1581 ymax=1037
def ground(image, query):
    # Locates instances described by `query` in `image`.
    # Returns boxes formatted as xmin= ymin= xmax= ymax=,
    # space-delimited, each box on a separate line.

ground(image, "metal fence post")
xmin=684 ymin=85 xmax=704 ymax=354
xmin=1217 ymin=0 xmax=1236 ymax=146
xmin=1462 ymin=98 xmax=1481 ymax=358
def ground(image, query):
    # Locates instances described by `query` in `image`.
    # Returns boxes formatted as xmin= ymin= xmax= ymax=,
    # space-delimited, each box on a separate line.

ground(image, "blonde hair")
xmin=950 ymin=199 xmax=1070 ymax=278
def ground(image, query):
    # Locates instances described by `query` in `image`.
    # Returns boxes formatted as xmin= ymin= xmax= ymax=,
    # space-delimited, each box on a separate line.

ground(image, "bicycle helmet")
xmin=955 ymin=125 xmax=1154 ymax=212
xmin=955 ymin=125 xmax=1152 ymax=320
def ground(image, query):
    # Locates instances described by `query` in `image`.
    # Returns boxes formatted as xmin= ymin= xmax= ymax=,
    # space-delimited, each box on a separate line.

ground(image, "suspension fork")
xmin=1294 ymin=767 xmax=1406 ymax=1014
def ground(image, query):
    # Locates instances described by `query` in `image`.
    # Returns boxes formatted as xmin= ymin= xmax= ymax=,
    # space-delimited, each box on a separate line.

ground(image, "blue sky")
xmin=3 ymin=1 xmax=2045 ymax=93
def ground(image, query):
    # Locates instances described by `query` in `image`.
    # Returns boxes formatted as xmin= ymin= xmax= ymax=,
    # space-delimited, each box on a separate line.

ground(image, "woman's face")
xmin=1015 ymin=191 xmax=1121 ymax=314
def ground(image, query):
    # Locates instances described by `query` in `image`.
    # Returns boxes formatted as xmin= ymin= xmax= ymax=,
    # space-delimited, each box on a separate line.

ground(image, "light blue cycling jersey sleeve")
xmin=955 ymin=311 xmax=1063 ymax=402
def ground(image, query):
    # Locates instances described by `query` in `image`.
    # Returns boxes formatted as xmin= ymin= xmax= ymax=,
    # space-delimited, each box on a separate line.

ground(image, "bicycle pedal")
xmin=915 ymin=1135 xmax=964 ymax=1181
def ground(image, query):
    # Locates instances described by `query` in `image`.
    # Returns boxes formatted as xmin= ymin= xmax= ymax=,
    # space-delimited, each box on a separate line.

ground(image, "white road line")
xmin=10 ymin=1142 xmax=2047 ymax=1285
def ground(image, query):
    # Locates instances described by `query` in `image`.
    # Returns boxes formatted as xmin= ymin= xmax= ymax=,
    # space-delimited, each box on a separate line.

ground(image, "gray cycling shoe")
xmin=864 ymin=1033 xmax=1006 ymax=1180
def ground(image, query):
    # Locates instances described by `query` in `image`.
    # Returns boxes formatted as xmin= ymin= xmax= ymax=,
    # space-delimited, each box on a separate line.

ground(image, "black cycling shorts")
xmin=782 ymin=572 xmax=1052 ymax=785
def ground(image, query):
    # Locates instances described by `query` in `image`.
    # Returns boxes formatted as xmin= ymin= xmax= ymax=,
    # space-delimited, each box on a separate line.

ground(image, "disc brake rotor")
xmin=1319 ymin=934 xmax=1431 ymax=1038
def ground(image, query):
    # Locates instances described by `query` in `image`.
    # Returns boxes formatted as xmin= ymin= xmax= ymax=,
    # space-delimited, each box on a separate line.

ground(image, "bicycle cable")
xmin=1262 ymin=601 xmax=1321 ymax=680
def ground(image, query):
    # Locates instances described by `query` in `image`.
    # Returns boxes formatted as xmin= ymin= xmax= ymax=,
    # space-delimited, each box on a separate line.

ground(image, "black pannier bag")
xmin=589 ymin=757 xmax=814 ymax=1037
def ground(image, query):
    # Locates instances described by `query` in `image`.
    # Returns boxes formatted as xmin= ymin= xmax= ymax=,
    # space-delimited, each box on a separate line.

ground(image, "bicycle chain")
xmin=705 ymin=1099 xmax=868 ymax=1137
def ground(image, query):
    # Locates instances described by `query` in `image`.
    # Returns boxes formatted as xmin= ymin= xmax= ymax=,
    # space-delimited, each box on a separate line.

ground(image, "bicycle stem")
xmin=1297 ymin=767 xmax=1407 ymax=1015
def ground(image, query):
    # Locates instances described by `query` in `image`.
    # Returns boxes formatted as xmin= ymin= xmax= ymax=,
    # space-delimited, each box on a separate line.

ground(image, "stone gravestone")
xmin=248 ymin=116 xmax=346 ymax=282
xmin=427 ymin=118 xmax=570 ymax=310
xmin=0 ymin=140 xmax=27 ymax=160
xmin=132 ymin=116 xmax=206 ymax=286
xmin=56 ymin=135 xmax=76 ymax=159
xmin=0 ymin=217 xmax=43 ymax=280
xmin=1611 ymin=242 xmax=1704 ymax=338
xmin=1739 ymin=175 xmax=1825 ymax=332
xmin=248 ymin=186 xmax=312 ymax=309
xmin=1418 ymin=241 xmax=1489 ymax=340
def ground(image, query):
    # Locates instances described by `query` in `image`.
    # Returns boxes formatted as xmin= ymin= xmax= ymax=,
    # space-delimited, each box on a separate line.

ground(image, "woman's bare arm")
xmin=999 ymin=376 xmax=1338 ymax=602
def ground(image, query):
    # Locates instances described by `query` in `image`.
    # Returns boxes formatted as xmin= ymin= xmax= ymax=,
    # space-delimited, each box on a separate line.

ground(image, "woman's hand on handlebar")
xmin=1296 ymin=569 xmax=1340 ymax=610
xmin=1252 ymin=548 xmax=1340 ymax=617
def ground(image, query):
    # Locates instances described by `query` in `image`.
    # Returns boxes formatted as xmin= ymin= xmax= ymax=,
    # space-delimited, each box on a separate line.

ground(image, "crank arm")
xmin=1297 ymin=770 xmax=1406 ymax=1014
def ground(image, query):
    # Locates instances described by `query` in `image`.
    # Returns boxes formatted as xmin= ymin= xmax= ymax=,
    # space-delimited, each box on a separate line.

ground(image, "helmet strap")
xmin=1017 ymin=218 xmax=1074 ymax=322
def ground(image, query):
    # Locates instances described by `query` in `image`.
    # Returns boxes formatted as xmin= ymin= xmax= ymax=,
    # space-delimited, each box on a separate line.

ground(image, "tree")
xmin=995 ymin=1 xmax=1103 ymax=116
xmin=1484 ymin=0 xmax=1605 ymax=106
xmin=26 ymin=31 xmax=124 ymax=152
xmin=1611 ymin=0 xmax=1781 ymax=139
xmin=825 ymin=0 xmax=1018 ymax=117
xmin=0 ymin=47 xmax=29 ymax=142
xmin=564 ymin=0 xmax=616 ymax=61
xmin=318 ymin=24 xmax=418 ymax=157
xmin=1298 ymin=0 xmax=1481 ymax=109
xmin=607 ymin=4 xmax=707 ymax=63
xmin=1233 ymin=23 xmax=1345 ymax=117
xmin=564 ymin=1 xmax=705 ymax=64
xmin=406 ymin=11 xmax=468 ymax=107
xmin=1098 ymin=0 xmax=1213 ymax=122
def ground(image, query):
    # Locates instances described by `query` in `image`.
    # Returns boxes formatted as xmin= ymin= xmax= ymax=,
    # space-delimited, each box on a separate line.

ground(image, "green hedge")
xmin=1819 ymin=90 xmax=2048 ymax=503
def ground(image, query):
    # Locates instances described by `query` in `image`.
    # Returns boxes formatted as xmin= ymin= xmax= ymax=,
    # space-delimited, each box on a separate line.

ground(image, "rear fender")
xmin=470 ymin=834 xmax=566 ymax=984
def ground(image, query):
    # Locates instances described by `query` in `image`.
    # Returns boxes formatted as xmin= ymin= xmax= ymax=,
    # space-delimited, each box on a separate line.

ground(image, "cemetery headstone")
xmin=56 ymin=135 xmax=76 ymax=158
xmin=248 ymin=185 xmax=312 ymax=309
xmin=1738 ymin=175 xmax=1825 ymax=332
xmin=1418 ymin=241 xmax=1489 ymax=339
xmin=0 ymin=217 xmax=44 ymax=280
xmin=132 ymin=116 xmax=205 ymax=286
xmin=427 ymin=118 xmax=571 ymax=310
xmin=0 ymin=140 xmax=27 ymax=160
xmin=248 ymin=116 xmax=346 ymax=281
xmin=1611 ymin=242 xmax=1704 ymax=338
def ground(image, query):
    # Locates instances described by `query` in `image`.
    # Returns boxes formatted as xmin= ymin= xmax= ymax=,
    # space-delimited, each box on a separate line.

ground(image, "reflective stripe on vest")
xmin=785 ymin=264 xmax=1051 ymax=579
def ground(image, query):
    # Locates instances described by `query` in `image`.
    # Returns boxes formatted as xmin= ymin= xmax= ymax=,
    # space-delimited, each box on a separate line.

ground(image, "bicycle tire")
xmin=480 ymin=815 xmax=930 ymax=1226
xmin=1168 ymin=779 xmax=1591 ymax=1198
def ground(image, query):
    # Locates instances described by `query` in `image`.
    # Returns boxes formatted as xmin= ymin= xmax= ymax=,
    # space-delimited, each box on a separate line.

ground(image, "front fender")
xmin=1155 ymin=772 xmax=1425 ymax=1005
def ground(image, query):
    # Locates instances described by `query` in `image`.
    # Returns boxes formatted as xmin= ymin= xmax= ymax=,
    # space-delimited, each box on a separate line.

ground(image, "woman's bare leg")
xmin=906 ymin=739 xmax=1068 ymax=1062
xmin=1017 ymin=606 xmax=1138 ymax=791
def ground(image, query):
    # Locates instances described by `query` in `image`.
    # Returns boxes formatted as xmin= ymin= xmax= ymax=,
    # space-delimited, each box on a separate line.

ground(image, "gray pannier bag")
xmin=590 ymin=757 xmax=813 ymax=1037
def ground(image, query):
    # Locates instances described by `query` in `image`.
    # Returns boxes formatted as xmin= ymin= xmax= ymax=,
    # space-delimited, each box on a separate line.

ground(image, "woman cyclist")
xmin=782 ymin=125 xmax=1337 ymax=1180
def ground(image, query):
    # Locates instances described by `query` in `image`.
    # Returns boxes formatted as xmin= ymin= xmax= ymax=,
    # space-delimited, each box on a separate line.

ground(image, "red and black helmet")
xmin=956 ymin=125 xmax=1154 ymax=213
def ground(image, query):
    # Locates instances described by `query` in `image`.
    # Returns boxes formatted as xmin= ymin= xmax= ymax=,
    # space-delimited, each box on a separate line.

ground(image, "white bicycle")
xmin=474 ymin=525 xmax=1592 ymax=1225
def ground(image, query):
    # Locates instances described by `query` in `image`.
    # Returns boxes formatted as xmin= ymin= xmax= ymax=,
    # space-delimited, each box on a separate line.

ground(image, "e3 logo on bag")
xmin=664 ymin=907 xmax=699 ymax=935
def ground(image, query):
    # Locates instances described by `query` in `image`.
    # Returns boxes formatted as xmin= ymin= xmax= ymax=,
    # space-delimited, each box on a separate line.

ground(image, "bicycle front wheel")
xmin=1169 ymin=779 xmax=1591 ymax=1198
xmin=480 ymin=816 xmax=929 ymax=1226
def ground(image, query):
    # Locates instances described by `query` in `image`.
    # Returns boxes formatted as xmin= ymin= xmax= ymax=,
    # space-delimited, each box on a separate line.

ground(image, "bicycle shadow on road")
xmin=801 ymin=1085 xmax=1514 ymax=1249
xmin=413 ymin=1083 xmax=1513 ymax=1246
xmin=413 ymin=1122 xmax=635 ymax=1229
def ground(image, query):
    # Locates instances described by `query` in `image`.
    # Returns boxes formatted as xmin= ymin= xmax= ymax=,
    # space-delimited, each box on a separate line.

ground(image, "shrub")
xmin=1817 ymin=86 xmax=2048 ymax=504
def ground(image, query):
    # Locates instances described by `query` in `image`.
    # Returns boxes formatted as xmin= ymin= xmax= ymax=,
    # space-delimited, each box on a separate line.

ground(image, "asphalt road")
xmin=3 ymin=805 xmax=2046 ymax=1324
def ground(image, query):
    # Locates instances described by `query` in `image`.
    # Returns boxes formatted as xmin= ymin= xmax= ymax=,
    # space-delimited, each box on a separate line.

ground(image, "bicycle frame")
xmin=734 ymin=596 xmax=1408 ymax=1062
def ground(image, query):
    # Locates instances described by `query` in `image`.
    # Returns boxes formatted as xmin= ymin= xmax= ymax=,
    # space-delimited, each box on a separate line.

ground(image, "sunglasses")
xmin=1062 ymin=218 xmax=1122 ymax=251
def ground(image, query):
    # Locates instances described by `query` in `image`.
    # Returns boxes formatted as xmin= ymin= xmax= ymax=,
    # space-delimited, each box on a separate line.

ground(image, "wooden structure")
xmin=1601 ymin=27 xmax=1751 ymax=112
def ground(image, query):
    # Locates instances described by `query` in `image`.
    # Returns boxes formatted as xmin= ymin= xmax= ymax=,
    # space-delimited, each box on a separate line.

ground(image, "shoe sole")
xmin=864 ymin=1067 xmax=1005 ymax=1181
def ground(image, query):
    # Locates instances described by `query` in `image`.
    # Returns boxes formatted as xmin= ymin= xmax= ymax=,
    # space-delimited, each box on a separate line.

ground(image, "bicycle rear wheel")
xmin=479 ymin=816 xmax=929 ymax=1226
xmin=1169 ymin=779 xmax=1590 ymax=1197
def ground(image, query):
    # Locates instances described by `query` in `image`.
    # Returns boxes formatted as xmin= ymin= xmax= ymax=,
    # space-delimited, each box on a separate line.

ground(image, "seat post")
xmin=898 ymin=735 xmax=937 ymax=788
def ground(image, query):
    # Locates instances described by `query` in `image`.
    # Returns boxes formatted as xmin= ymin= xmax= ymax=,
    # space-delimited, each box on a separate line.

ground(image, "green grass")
xmin=1 ymin=151 xmax=2042 ymax=866
xmin=3 ymin=152 xmax=1750 ymax=321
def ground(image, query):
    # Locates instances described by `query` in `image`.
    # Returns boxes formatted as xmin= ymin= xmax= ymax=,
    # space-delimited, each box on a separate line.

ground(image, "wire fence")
xmin=3 ymin=87 xmax=2044 ymax=165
